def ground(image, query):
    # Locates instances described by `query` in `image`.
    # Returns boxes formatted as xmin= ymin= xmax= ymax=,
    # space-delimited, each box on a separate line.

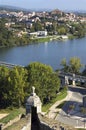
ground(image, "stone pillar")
xmin=72 ymin=73 xmax=76 ymax=86
xmin=65 ymin=76 xmax=69 ymax=85
xmin=72 ymin=79 xmax=76 ymax=86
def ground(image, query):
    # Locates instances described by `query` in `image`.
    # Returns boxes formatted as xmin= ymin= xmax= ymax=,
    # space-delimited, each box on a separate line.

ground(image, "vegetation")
xmin=0 ymin=62 xmax=60 ymax=109
xmin=0 ymin=12 xmax=86 ymax=48
xmin=0 ymin=66 xmax=28 ymax=108
xmin=61 ymin=57 xmax=83 ymax=74
xmin=42 ymin=87 xmax=67 ymax=112
xmin=26 ymin=62 xmax=60 ymax=103
xmin=30 ymin=37 xmax=50 ymax=43
xmin=0 ymin=19 xmax=31 ymax=47
xmin=0 ymin=108 xmax=25 ymax=124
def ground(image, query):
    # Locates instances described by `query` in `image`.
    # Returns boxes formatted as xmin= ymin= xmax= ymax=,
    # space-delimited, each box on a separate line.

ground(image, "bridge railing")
xmin=0 ymin=61 xmax=24 ymax=68
xmin=58 ymin=71 xmax=86 ymax=82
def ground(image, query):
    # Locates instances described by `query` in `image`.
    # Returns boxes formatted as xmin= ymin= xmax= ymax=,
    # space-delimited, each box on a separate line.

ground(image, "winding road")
xmin=56 ymin=86 xmax=86 ymax=128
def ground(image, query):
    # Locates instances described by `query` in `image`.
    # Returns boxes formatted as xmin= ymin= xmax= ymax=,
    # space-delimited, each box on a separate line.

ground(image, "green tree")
xmin=0 ymin=66 xmax=28 ymax=108
xmin=0 ymin=18 xmax=15 ymax=47
xmin=0 ymin=66 xmax=10 ymax=108
xmin=61 ymin=57 xmax=83 ymax=74
xmin=58 ymin=27 xmax=66 ymax=35
xmin=8 ymin=66 xmax=28 ymax=107
xmin=34 ymin=21 xmax=43 ymax=31
xmin=26 ymin=62 xmax=60 ymax=103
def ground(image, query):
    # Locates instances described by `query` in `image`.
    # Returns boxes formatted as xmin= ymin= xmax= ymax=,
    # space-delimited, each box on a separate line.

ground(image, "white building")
xmin=37 ymin=30 xmax=47 ymax=36
xmin=29 ymin=30 xmax=47 ymax=37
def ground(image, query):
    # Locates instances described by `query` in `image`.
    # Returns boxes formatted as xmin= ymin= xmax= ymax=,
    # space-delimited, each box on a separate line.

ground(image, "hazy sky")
xmin=0 ymin=0 xmax=86 ymax=11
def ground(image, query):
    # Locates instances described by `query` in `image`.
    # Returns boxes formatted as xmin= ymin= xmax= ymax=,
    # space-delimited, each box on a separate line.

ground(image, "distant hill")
xmin=0 ymin=5 xmax=32 ymax=12
xmin=0 ymin=5 xmax=51 ymax=12
xmin=0 ymin=5 xmax=86 ymax=15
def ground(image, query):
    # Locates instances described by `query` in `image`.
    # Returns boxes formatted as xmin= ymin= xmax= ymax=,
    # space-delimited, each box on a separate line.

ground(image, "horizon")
xmin=0 ymin=4 xmax=86 ymax=13
xmin=0 ymin=0 xmax=86 ymax=12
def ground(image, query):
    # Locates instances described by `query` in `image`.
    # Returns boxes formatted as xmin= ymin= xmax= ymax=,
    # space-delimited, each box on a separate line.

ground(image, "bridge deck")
xmin=0 ymin=61 xmax=24 ymax=68
xmin=58 ymin=71 xmax=86 ymax=82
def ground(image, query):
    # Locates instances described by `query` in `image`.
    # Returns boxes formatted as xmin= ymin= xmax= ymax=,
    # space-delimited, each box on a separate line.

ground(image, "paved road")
xmin=56 ymin=86 xmax=86 ymax=128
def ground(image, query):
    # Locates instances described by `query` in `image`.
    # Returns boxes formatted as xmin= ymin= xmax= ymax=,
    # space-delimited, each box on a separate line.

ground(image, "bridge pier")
xmin=72 ymin=80 xmax=76 ymax=86
xmin=60 ymin=76 xmax=69 ymax=86
xmin=72 ymin=74 xmax=76 ymax=86
xmin=65 ymin=76 xmax=69 ymax=86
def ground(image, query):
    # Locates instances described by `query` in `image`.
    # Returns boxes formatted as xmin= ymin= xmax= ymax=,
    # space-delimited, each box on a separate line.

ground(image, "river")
xmin=0 ymin=37 xmax=86 ymax=70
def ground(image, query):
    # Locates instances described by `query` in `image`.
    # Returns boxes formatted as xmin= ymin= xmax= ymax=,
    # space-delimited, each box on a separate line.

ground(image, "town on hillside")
xmin=0 ymin=8 xmax=86 ymax=47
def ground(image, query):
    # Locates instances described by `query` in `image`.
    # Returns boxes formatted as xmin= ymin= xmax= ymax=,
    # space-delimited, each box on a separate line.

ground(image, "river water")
xmin=0 ymin=37 xmax=86 ymax=70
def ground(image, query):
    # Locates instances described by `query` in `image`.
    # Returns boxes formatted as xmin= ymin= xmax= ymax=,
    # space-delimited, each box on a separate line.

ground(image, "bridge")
xmin=58 ymin=71 xmax=86 ymax=87
xmin=0 ymin=61 xmax=86 ymax=86
xmin=0 ymin=61 xmax=24 ymax=68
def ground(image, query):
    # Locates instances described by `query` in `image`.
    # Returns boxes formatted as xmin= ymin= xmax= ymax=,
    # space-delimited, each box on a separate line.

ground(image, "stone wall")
xmin=1 ymin=114 xmax=21 ymax=130
xmin=38 ymin=114 xmax=76 ymax=130
xmin=40 ymin=122 xmax=52 ymax=130
xmin=0 ymin=107 xmax=76 ymax=130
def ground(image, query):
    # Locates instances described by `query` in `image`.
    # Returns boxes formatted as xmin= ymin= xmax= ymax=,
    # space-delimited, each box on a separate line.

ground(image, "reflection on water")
xmin=0 ymin=37 xmax=86 ymax=70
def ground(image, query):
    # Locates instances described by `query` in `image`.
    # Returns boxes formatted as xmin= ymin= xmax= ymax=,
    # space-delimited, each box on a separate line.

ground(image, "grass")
xmin=30 ymin=37 xmax=50 ymax=43
xmin=4 ymin=118 xmax=28 ymax=130
xmin=0 ymin=107 xmax=16 ymax=114
xmin=42 ymin=87 xmax=67 ymax=112
xmin=0 ymin=107 xmax=25 ymax=124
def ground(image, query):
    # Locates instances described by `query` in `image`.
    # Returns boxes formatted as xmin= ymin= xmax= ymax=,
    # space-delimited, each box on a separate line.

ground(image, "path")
xmin=0 ymin=114 xmax=8 ymax=119
xmin=46 ymin=88 xmax=72 ymax=119
xmin=56 ymin=86 xmax=86 ymax=128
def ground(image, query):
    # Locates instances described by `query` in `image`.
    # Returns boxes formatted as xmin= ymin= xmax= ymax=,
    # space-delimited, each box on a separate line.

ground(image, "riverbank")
xmin=30 ymin=35 xmax=69 ymax=43
xmin=0 ymin=33 xmax=86 ymax=48
xmin=31 ymin=34 xmax=86 ymax=44
xmin=0 ymin=35 xmax=66 ymax=48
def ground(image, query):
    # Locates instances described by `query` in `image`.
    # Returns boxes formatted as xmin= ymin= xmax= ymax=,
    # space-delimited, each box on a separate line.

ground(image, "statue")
xmin=32 ymin=86 xmax=35 ymax=94
xmin=32 ymin=86 xmax=36 ymax=96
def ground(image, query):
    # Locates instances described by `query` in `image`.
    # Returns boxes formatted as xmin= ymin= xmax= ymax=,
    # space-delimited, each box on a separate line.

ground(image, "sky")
xmin=0 ymin=0 xmax=86 ymax=11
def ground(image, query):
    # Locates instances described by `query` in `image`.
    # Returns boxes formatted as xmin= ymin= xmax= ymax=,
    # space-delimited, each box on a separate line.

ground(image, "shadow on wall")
xmin=31 ymin=106 xmax=52 ymax=130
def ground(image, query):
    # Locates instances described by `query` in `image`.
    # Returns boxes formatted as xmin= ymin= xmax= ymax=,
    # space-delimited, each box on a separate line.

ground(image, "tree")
xmin=0 ymin=66 xmax=10 ymax=108
xmin=61 ymin=57 xmax=83 ymax=74
xmin=69 ymin=57 xmax=83 ymax=73
xmin=58 ymin=27 xmax=66 ymax=35
xmin=61 ymin=58 xmax=69 ymax=72
xmin=34 ymin=21 xmax=43 ymax=31
xmin=8 ymin=66 xmax=28 ymax=107
xmin=26 ymin=62 xmax=60 ymax=103
xmin=0 ymin=65 xmax=28 ymax=108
